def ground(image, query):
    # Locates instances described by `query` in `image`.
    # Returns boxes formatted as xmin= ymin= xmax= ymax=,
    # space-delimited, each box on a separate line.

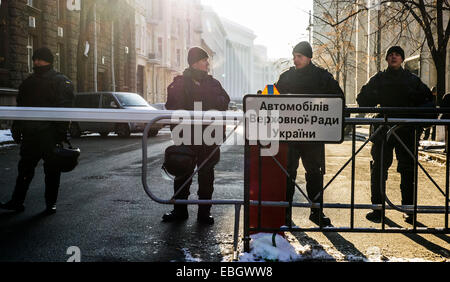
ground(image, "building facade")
xmin=0 ymin=0 xmax=136 ymax=94
xmin=135 ymin=0 xmax=203 ymax=104
xmin=221 ymin=18 xmax=256 ymax=101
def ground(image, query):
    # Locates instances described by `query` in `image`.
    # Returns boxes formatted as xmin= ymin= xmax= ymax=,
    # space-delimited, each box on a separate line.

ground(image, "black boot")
xmin=45 ymin=203 xmax=57 ymax=215
xmin=197 ymin=205 xmax=214 ymax=225
xmin=0 ymin=200 xmax=25 ymax=213
xmin=309 ymin=209 xmax=331 ymax=227
xmin=162 ymin=205 xmax=188 ymax=222
xmin=365 ymin=210 xmax=382 ymax=223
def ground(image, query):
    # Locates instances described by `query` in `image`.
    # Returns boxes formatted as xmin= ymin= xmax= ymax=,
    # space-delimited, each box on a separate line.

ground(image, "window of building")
xmin=158 ymin=37 xmax=163 ymax=57
xmin=27 ymin=35 xmax=34 ymax=73
xmin=27 ymin=0 xmax=40 ymax=9
xmin=55 ymin=43 xmax=65 ymax=73
xmin=57 ymin=0 xmax=65 ymax=21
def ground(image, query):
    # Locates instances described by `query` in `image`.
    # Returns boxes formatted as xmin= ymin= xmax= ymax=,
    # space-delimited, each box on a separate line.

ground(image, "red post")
xmin=248 ymin=143 xmax=288 ymax=235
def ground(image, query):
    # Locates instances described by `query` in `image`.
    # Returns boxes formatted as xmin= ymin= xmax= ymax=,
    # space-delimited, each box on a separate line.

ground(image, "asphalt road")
xmin=0 ymin=129 xmax=244 ymax=262
xmin=0 ymin=126 xmax=449 ymax=262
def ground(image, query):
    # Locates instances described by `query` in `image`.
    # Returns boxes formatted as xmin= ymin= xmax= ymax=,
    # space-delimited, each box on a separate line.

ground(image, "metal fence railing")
xmin=1 ymin=106 xmax=449 ymax=256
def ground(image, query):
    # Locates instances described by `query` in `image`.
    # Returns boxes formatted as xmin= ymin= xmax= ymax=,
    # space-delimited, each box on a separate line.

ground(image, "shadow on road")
xmin=289 ymin=220 xmax=367 ymax=261
xmin=384 ymin=218 xmax=450 ymax=258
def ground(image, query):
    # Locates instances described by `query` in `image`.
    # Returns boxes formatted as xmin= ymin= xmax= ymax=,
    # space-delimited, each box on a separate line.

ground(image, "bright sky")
xmin=201 ymin=0 xmax=313 ymax=60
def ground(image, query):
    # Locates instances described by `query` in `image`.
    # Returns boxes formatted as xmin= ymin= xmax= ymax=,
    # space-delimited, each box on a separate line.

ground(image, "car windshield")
xmin=115 ymin=93 xmax=149 ymax=107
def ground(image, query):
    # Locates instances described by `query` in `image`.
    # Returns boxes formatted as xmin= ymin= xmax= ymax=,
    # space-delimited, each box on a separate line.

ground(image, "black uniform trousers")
xmin=370 ymin=126 xmax=418 ymax=206
xmin=173 ymin=145 xmax=220 ymax=215
xmin=286 ymin=143 xmax=325 ymax=208
xmin=11 ymin=129 xmax=61 ymax=206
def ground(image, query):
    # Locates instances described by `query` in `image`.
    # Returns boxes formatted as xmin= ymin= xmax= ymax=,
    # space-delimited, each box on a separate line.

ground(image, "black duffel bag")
xmin=162 ymin=145 xmax=196 ymax=178
xmin=52 ymin=140 xmax=81 ymax=173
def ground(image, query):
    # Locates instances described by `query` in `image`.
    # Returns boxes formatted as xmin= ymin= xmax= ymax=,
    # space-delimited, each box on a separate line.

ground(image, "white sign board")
xmin=244 ymin=94 xmax=344 ymax=143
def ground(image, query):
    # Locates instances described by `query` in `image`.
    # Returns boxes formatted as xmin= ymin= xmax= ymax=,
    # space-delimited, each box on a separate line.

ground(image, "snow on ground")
xmin=181 ymin=248 xmax=202 ymax=262
xmin=237 ymin=233 xmax=435 ymax=262
xmin=239 ymin=233 xmax=301 ymax=262
xmin=0 ymin=129 xmax=15 ymax=148
xmin=0 ymin=129 xmax=13 ymax=144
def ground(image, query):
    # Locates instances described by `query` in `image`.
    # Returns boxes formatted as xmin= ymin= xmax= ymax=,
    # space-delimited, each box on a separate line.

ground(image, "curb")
xmin=419 ymin=150 xmax=446 ymax=164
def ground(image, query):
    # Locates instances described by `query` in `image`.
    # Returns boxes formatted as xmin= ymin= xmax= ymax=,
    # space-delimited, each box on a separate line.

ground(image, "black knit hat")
xmin=293 ymin=41 xmax=313 ymax=58
xmin=32 ymin=47 xmax=54 ymax=64
xmin=188 ymin=47 xmax=209 ymax=66
xmin=385 ymin=46 xmax=405 ymax=61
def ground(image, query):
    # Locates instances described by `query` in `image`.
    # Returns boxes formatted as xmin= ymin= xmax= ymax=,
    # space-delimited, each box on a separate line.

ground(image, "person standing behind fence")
xmin=162 ymin=47 xmax=230 ymax=225
xmin=0 ymin=47 xmax=74 ymax=214
xmin=356 ymin=46 xmax=433 ymax=224
xmin=275 ymin=41 xmax=344 ymax=227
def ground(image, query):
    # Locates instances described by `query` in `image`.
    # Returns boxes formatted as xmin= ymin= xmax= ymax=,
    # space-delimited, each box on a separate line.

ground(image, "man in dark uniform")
xmin=357 ymin=46 xmax=433 ymax=224
xmin=162 ymin=47 xmax=230 ymax=225
xmin=275 ymin=41 xmax=344 ymax=226
xmin=0 ymin=47 xmax=74 ymax=214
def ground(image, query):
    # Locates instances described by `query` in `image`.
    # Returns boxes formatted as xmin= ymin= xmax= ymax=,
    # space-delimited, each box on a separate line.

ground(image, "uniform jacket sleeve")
xmin=322 ymin=70 xmax=344 ymax=97
xmin=166 ymin=76 xmax=186 ymax=110
xmin=408 ymin=74 xmax=433 ymax=106
xmin=203 ymin=79 xmax=230 ymax=111
xmin=53 ymin=74 xmax=75 ymax=142
xmin=356 ymin=73 xmax=381 ymax=107
xmin=275 ymin=70 xmax=291 ymax=94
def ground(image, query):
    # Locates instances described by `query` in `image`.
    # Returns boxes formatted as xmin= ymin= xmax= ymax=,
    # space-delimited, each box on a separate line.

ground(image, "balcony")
xmin=147 ymin=53 xmax=161 ymax=65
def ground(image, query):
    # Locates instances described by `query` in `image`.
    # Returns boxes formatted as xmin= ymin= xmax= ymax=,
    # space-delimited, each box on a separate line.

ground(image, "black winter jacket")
xmin=275 ymin=63 xmax=344 ymax=97
xmin=13 ymin=66 xmax=74 ymax=141
xmin=357 ymin=67 xmax=433 ymax=112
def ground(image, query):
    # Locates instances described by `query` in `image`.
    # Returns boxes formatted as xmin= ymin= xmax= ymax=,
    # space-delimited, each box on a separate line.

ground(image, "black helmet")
xmin=162 ymin=145 xmax=196 ymax=178
xmin=52 ymin=144 xmax=81 ymax=173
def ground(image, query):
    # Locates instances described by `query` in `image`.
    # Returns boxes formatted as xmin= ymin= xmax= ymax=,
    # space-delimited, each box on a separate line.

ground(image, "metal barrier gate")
xmin=243 ymin=107 xmax=450 ymax=252
xmin=1 ymin=106 xmax=449 ymax=257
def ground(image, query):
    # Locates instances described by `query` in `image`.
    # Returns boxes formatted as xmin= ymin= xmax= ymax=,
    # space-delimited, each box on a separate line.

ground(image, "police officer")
xmin=162 ymin=47 xmax=230 ymax=224
xmin=0 ymin=47 xmax=74 ymax=214
xmin=275 ymin=41 xmax=344 ymax=227
xmin=357 ymin=46 xmax=433 ymax=224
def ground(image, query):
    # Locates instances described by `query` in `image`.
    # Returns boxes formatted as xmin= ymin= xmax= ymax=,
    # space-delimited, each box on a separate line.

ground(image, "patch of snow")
xmin=237 ymin=233 xmax=436 ymax=262
xmin=419 ymin=140 xmax=445 ymax=147
xmin=0 ymin=129 xmax=13 ymax=143
xmin=181 ymin=248 xmax=202 ymax=262
xmin=239 ymin=233 xmax=301 ymax=262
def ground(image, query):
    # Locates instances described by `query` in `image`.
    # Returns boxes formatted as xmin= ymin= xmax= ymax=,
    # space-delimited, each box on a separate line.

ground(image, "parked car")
xmin=229 ymin=101 xmax=237 ymax=111
xmin=70 ymin=92 xmax=162 ymax=138
xmin=150 ymin=103 xmax=166 ymax=111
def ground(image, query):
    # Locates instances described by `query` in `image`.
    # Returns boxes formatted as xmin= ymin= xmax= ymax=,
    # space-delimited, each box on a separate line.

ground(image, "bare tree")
xmin=312 ymin=0 xmax=358 ymax=96
xmin=387 ymin=0 xmax=450 ymax=105
xmin=314 ymin=0 xmax=449 ymax=104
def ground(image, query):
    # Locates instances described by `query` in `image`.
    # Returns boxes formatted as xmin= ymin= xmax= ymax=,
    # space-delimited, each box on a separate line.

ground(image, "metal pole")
xmin=351 ymin=124 xmax=356 ymax=228
xmin=258 ymin=144 xmax=262 ymax=230
xmin=413 ymin=128 xmax=419 ymax=229
xmin=446 ymin=126 xmax=449 ymax=229
xmin=381 ymin=126 xmax=386 ymax=230
xmin=233 ymin=204 xmax=241 ymax=261
xmin=243 ymin=142 xmax=251 ymax=253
